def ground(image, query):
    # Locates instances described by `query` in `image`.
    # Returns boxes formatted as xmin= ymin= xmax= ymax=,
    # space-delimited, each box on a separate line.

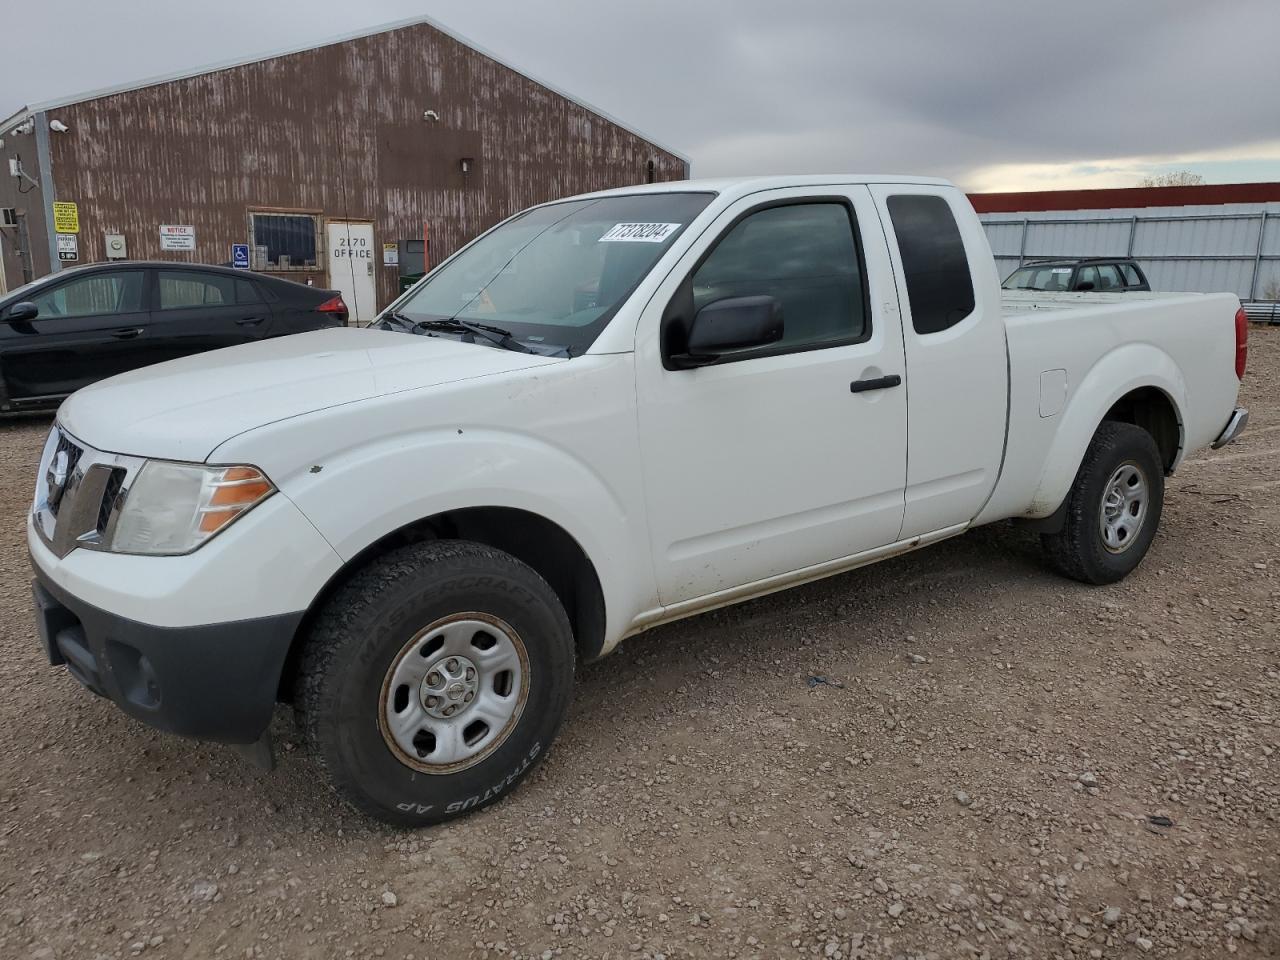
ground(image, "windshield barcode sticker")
xmin=599 ymin=222 xmax=681 ymax=243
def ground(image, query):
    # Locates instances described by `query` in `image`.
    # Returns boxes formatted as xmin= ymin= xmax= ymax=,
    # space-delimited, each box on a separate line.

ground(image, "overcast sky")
xmin=4 ymin=0 xmax=1278 ymax=192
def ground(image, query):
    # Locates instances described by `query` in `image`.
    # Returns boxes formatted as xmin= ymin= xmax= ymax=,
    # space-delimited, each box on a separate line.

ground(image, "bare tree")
xmin=1139 ymin=171 xmax=1205 ymax=188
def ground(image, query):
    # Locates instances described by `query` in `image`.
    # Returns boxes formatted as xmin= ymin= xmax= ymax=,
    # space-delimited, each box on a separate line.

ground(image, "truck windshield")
xmin=1003 ymin=265 xmax=1074 ymax=292
xmin=387 ymin=192 xmax=714 ymax=354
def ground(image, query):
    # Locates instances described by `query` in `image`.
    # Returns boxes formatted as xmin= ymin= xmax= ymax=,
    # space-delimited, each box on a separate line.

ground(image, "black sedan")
xmin=0 ymin=262 xmax=348 ymax=411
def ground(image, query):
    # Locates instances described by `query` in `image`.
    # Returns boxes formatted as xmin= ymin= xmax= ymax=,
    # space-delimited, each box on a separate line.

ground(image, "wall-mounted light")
xmin=460 ymin=157 xmax=475 ymax=185
xmin=49 ymin=120 xmax=70 ymax=133
xmin=423 ymin=109 xmax=440 ymax=122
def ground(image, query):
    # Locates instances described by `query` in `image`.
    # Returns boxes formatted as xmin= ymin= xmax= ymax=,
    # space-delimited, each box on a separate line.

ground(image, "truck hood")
xmin=59 ymin=327 xmax=564 ymax=462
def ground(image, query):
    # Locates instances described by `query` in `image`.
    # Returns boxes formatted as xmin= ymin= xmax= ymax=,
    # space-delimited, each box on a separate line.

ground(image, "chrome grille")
xmin=96 ymin=468 xmax=127 ymax=534
xmin=48 ymin=432 xmax=84 ymax=518
xmin=33 ymin=427 xmax=146 ymax=559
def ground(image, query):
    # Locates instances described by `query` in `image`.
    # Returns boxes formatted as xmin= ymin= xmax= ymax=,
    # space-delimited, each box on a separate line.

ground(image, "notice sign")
xmin=599 ymin=222 xmax=680 ymax=243
xmin=231 ymin=243 xmax=250 ymax=269
xmin=159 ymin=224 xmax=195 ymax=251
xmin=382 ymin=242 xmax=399 ymax=267
xmin=56 ymin=233 xmax=78 ymax=262
xmin=52 ymin=201 xmax=79 ymax=234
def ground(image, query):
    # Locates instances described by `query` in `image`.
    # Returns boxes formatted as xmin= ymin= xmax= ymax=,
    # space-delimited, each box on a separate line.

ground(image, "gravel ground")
xmin=1 ymin=329 xmax=1277 ymax=960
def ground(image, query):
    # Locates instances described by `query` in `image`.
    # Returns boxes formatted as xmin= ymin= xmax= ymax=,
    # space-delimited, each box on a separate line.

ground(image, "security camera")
xmin=423 ymin=109 xmax=440 ymax=122
xmin=49 ymin=120 xmax=69 ymax=133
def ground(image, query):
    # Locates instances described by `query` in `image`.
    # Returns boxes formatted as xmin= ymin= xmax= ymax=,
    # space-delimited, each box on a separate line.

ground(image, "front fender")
xmin=273 ymin=427 xmax=654 ymax=646
xmin=1026 ymin=343 xmax=1186 ymax=518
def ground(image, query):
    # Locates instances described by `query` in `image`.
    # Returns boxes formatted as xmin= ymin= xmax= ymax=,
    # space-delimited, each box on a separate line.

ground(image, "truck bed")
xmin=977 ymin=288 xmax=1242 ymax=524
xmin=1000 ymin=288 xmax=1214 ymax=315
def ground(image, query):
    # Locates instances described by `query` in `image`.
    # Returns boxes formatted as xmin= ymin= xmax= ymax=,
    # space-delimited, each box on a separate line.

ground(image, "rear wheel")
xmin=1041 ymin=421 xmax=1164 ymax=585
xmin=297 ymin=540 xmax=575 ymax=827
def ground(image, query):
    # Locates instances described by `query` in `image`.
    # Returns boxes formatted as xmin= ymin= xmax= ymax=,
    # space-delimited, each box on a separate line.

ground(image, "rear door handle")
xmin=111 ymin=327 xmax=144 ymax=339
xmin=850 ymin=374 xmax=902 ymax=393
xmin=236 ymin=317 xmax=265 ymax=326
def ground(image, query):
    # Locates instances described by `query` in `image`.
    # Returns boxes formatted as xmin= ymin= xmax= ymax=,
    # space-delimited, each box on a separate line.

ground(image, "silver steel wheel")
xmin=1099 ymin=461 xmax=1149 ymax=554
xmin=378 ymin=613 xmax=530 ymax=774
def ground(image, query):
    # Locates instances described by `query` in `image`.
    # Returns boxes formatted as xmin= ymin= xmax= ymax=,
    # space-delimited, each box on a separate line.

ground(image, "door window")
xmin=690 ymin=202 xmax=868 ymax=352
xmin=1076 ymin=265 xmax=1099 ymax=290
xmin=886 ymin=195 xmax=975 ymax=334
xmin=1094 ymin=264 xmax=1124 ymax=290
xmin=30 ymin=271 xmax=144 ymax=319
xmin=158 ymin=271 xmax=258 ymax=309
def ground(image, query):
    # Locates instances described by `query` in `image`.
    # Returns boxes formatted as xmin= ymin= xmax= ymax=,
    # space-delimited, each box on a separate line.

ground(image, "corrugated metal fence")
xmin=981 ymin=208 xmax=1280 ymax=320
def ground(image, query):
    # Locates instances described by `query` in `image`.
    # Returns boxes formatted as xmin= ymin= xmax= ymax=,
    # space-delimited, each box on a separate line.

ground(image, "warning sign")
xmin=159 ymin=224 xmax=195 ymax=251
xmin=382 ymin=242 xmax=399 ymax=266
xmin=52 ymin=201 xmax=79 ymax=234
xmin=56 ymin=233 xmax=78 ymax=262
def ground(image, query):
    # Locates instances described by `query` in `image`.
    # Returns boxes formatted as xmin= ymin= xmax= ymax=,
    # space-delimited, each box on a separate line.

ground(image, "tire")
xmin=1041 ymin=421 xmax=1165 ymax=585
xmin=296 ymin=540 xmax=575 ymax=827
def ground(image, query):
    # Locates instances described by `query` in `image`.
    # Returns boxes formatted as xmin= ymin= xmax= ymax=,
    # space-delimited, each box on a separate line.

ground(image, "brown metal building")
xmin=0 ymin=16 xmax=688 ymax=321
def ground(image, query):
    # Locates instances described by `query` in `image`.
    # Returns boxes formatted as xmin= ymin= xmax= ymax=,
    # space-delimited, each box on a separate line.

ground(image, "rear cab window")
xmin=886 ymin=195 xmax=975 ymax=334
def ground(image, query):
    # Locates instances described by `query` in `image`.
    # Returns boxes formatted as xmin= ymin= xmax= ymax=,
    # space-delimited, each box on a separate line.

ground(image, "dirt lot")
xmin=1 ymin=330 xmax=1277 ymax=960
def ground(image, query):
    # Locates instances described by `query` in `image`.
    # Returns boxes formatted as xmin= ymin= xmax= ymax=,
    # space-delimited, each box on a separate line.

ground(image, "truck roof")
xmin=573 ymin=174 xmax=955 ymax=203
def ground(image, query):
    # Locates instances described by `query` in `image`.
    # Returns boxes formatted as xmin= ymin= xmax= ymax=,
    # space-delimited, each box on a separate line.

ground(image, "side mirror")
xmin=4 ymin=301 xmax=38 ymax=322
xmin=1074 ymin=281 xmax=1095 ymax=292
xmin=670 ymin=296 xmax=784 ymax=368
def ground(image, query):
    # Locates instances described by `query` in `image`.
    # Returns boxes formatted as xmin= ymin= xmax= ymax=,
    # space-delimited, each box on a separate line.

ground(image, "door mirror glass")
xmin=5 ymin=301 xmax=39 ymax=322
xmin=673 ymin=295 xmax=783 ymax=367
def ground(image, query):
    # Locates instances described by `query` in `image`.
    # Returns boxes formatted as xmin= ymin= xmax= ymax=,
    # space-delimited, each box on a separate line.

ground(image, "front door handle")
xmin=850 ymin=374 xmax=902 ymax=393
xmin=111 ymin=327 xmax=144 ymax=339
xmin=236 ymin=317 xmax=265 ymax=326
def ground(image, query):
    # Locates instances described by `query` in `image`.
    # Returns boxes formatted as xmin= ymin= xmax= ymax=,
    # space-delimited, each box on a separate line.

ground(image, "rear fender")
xmin=1026 ymin=344 xmax=1185 ymax=518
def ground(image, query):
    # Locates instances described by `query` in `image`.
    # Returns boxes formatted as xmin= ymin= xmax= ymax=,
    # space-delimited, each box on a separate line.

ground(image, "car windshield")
xmin=1002 ymin=265 xmax=1074 ymax=292
xmin=384 ymin=192 xmax=714 ymax=354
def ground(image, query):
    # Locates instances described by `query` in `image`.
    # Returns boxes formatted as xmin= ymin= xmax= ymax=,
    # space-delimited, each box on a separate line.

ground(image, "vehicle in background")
xmin=0 ymin=262 xmax=347 ymax=411
xmin=29 ymin=176 xmax=1247 ymax=827
xmin=1003 ymin=258 xmax=1151 ymax=293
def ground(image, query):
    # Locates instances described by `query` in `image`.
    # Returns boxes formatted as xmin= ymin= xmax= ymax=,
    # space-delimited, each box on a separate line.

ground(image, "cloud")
xmin=3 ymin=0 xmax=1278 ymax=191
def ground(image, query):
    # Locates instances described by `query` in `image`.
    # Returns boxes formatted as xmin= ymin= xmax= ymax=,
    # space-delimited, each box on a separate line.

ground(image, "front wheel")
xmin=296 ymin=540 xmax=575 ymax=826
xmin=1041 ymin=421 xmax=1165 ymax=585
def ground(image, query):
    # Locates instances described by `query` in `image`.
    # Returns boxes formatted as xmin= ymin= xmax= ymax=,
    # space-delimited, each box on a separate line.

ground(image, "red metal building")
xmin=0 ymin=16 xmax=689 ymax=321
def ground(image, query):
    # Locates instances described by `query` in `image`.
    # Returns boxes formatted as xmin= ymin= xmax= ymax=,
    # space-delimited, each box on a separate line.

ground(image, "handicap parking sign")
xmin=231 ymin=243 xmax=250 ymax=269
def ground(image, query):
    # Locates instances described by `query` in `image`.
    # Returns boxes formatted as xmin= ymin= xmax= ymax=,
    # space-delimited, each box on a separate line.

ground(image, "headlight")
xmin=110 ymin=461 xmax=275 ymax=555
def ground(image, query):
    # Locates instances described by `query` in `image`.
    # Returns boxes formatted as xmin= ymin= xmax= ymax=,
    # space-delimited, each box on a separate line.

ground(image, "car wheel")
xmin=297 ymin=540 xmax=575 ymax=826
xmin=1041 ymin=421 xmax=1165 ymax=585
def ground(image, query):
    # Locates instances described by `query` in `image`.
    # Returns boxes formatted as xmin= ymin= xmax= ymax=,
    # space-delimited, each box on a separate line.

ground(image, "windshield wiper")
xmin=412 ymin=318 xmax=535 ymax=354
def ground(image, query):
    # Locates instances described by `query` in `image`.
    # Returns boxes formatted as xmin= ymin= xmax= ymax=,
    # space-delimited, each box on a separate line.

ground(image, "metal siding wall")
xmin=982 ymin=202 xmax=1280 ymax=300
xmin=43 ymin=21 xmax=685 ymax=309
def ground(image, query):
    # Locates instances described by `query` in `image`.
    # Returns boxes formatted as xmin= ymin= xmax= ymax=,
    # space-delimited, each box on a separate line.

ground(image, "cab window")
xmin=690 ymin=202 xmax=868 ymax=352
xmin=887 ymin=195 xmax=975 ymax=334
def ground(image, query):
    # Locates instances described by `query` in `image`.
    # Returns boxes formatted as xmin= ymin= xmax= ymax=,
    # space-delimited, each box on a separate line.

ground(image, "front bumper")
xmin=1211 ymin=406 xmax=1249 ymax=449
xmin=31 ymin=566 xmax=302 ymax=744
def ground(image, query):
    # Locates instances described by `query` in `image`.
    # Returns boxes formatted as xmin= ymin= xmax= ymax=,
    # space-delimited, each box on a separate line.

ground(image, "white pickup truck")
xmin=29 ymin=176 xmax=1248 ymax=826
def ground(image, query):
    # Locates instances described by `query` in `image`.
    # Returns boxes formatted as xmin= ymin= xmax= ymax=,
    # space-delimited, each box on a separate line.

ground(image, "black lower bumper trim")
xmin=31 ymin=567 xmax=304 ymax=744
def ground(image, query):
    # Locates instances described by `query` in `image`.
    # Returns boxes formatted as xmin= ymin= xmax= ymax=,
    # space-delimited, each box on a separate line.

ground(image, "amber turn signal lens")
xmin=198 ymin=509 xmax=241 ymax=534
xmin=209 ymin=478 xmax=273 ymax=506
xmin=197 ymin=466 xmax=274 ymax=537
